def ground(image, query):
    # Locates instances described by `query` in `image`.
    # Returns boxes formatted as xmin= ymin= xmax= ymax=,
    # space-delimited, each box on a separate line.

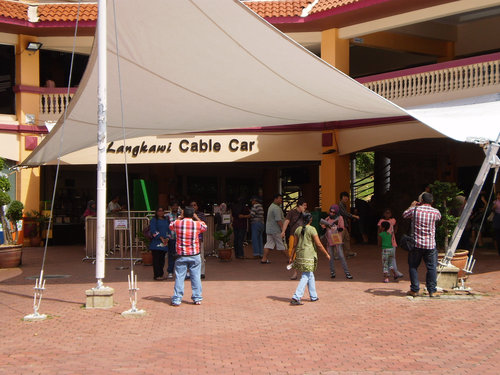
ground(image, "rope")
xmin=112 ymin=0 xmax=136 ymax=272
xmin=39 ymin=0 xmax=82 ymax=274
xmin=469 ymin=167 xmax=498 ymax=260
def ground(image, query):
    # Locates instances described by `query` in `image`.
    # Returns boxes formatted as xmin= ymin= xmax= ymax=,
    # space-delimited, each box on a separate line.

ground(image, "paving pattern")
xmin=1 ymin=243 xmax=499 ymax=374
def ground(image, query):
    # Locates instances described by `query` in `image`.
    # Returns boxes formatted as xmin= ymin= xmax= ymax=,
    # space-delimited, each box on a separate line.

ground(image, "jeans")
xmin=408 ymin=247 xmax=437 ymax=293
xmin=233 ymin=227 xmax=246 ymax=258
xmin=251 ymin=221 xmax=264 ymax=256
xmin=167 ymin=240 xmax=176 ymax=274
xmin=292 ymin=272 xmax=318 ymax=301
xmin=327 ymin=244 xmax=349 ymax=275
xmin=172 ymin=254 xmax=202 ymax=305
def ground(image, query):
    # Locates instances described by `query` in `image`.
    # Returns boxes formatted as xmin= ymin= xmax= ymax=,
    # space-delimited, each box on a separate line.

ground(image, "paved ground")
xmin=1 ymin=242 xmax=500 ymax=375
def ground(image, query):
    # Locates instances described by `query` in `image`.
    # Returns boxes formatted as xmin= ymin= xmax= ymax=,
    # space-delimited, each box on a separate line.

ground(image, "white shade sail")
xmin=22 ymin=0 xmax=410 ymax=166
xmin=21 ymin=0 xmax=499 ymax=166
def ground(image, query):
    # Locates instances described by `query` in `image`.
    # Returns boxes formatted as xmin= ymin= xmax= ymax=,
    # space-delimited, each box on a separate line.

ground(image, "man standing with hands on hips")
xmin=403 ymin=192 xmax=441 ymax=297
xmin=169 ymin=206 xmax=207 ymax=306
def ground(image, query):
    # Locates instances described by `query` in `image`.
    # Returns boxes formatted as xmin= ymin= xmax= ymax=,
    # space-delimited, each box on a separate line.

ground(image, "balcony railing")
xmin=357 ymin=53 xmax=500 ymax=106
xmin=39 ymin=88 xmax=77 ymax=123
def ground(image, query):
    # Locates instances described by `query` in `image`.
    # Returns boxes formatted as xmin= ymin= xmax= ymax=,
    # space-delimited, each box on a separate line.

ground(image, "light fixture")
xmin=26 ymin=42 xmax=43 ymax=52
xmin=322 ymin=148 xmax=337 ymax=154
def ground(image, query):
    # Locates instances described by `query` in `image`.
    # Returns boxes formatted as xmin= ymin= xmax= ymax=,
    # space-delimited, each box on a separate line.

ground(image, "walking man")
xmin=402 ymin=192 xmax=441 ymax=297
xmin=170 ymin=206 xmax=207 ymax=306
xmin=338 ymin=192 xmax=359 ymax=257
xmin=261 ymin=194 xmax=286 ymax=264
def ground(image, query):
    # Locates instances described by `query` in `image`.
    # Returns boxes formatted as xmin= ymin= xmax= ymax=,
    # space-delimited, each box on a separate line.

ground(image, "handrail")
xmin=359 ymin=57 xmax=500 ymax=102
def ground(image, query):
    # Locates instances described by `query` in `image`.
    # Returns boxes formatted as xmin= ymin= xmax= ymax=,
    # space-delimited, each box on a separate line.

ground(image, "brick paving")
xmin=1 ymin=243 xmax=500 ymax=374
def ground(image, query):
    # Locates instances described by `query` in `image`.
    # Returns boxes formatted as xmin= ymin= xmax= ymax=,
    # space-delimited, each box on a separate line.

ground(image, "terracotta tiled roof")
xmin=310 ymin=0 xmax=362 ymax=14
xmin=38 ymin=3 xmax=97 ymax=22
xmin=243 ymin=0 xmax=313 ymax=18
xmin=0 ymin=1 xmax=29 ymax=21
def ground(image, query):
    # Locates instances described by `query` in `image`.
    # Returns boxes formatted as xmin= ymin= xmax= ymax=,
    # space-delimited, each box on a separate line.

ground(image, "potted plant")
xmin=25 ymin=210 xmax=50 ymax=247
xmin=430 ymin=180 xmax=469 ymax=277
xmin=137 ymin=229 xmax=153 ymax=266
xmin=214 ymin=227 xmax=233 ymax=261
xmin=0 ymin=158 xmax=25 ymax=267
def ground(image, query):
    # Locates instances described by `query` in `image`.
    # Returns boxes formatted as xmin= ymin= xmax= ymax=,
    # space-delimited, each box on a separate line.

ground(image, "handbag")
xmin=400 ymin=207 xmax=417 ymax=252
xmin=330 ymin=231 xmax=343 ymax=245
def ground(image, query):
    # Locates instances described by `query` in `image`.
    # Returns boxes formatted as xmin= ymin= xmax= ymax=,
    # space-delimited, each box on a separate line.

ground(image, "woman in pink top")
xmin=321 ymin=204 xmax=353 ymax=279
xmin=377 ymin=209 xmax=404 ymax=280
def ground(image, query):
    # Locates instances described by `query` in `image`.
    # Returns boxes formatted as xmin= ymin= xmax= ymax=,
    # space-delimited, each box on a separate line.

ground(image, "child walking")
xmin=289 ymin=212 xmax=330 ymax=305
xmin=377 ymin=209 xmax=404 ymax=280
xmin=379 ymin=221 xmax=396 ymax=282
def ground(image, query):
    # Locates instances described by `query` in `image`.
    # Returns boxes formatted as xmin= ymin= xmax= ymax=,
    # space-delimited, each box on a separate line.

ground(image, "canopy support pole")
xmin=86 ymin=0 xmax=114 ymax=306
xmin=440 ymin=134 xmax=500 ymax=267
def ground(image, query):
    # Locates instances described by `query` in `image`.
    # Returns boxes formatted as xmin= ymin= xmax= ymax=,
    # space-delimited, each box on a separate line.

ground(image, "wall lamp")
xmin=322 ymin=148 xmax=337 ymax=155
xmin=26 ymin=42 xmax=43 ymax=52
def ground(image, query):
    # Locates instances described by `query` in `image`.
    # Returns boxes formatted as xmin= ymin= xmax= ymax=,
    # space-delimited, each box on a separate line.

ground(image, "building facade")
xmin=1 ymin=0 xmax=499 ymax=243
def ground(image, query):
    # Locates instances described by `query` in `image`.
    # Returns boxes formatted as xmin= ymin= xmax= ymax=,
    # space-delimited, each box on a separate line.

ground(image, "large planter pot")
xmin=141 ymin=251 xmax=153 ymax=266
xmin=218 ymin=247 xmax=233 ymax=261
xmin=0 ymin=244 xmax=23 ymax=268
xmin=438 ymin=249 xmax=469 ymax=279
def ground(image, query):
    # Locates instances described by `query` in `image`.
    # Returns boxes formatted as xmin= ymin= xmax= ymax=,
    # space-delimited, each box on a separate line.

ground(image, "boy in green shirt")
xmin=379 ymin=221 xmax=395 ymax=283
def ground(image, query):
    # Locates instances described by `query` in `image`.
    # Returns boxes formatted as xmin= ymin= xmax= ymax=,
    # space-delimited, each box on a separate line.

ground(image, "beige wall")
xmin=455 ymin=15 xmax=500 ymax=56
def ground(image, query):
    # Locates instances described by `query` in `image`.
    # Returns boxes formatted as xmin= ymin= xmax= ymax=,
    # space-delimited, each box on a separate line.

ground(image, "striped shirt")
xmin=402 ymin=204 xmax=441 ymax=249
xmin=250 ymin=203 xmax=264 ymax=224
xmin=169 ymin=218 xmax=207 ymax=256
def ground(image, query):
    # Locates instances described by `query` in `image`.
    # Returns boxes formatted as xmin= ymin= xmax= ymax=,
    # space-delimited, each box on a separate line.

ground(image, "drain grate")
xmin=26 ymin=275 xmax=71 ymax=280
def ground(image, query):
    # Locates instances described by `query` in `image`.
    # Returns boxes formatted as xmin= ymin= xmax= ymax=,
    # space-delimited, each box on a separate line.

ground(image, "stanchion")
xmin=23 ymin=270 xmax=47 ymax=321
xmin=121 ymin=270 xmax=146 ymax=317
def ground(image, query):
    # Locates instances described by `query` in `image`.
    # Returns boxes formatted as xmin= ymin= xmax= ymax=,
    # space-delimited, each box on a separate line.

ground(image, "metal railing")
xmin=359 ymin=54 xmax=500 ymax=102
xmin=84 ymin=216 xmax=148 ymax=262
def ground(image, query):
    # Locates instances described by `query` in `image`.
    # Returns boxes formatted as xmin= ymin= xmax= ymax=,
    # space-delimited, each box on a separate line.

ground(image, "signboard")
xmin=54 ymin=132 xmax=322 ymax=165
xmin=114 ymin=219 xmax=128 ymax=230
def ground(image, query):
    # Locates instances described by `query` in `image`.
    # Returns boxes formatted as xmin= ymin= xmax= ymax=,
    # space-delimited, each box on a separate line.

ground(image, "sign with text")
xmin=55 ymin=132 xmax=322 ymax=165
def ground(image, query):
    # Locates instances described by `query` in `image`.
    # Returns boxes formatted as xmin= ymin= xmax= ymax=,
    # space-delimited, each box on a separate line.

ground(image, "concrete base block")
xmin=437 ymin=264 xmax=459 ymax=291
xmin=23 ymin=313 xmax=47 ymax=321
xmin=85 ymin=286 xmax=114 ymax=309
xmin=121 ymin=308 xmax=147 ymax=317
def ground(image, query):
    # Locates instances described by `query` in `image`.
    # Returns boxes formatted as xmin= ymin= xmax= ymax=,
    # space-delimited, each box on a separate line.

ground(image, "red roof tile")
xmin=38 ymin=3 xmax=97 ymax=22
xmin=243 ymin=1 xmax=313 ymax=18
xmin=311 ymin=0 xmax=362 ymax=14
xmin=0 ymin=0 xmax=29 ymax=21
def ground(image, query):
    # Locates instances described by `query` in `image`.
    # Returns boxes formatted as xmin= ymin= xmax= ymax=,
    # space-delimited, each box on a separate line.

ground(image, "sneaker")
xmin=171 ymin=302 xmax=180 ymax=307
xmin=345 ymin=272 xmax=353 ymax=279
xmin=406 ymin=290 xmax=419 ymax=297
xmin=194 ymin=301 xmax=201 ymax=305
xmin=330 ymin=272 xmax=336 ymax=279
xmin=167 ymin=273 xmax=173 ymax=279
xmin=394 ymin=273 xmax=404 ymax=281
xmin=310 ymin=298 xmax=319 ymax=302
xmin=346 ymin=252 xmax=357 ymax=258
xmin=384 ymin=278 xmax=389 ymax=283
xmin=186 ymin=272 xmax=190 ymax=280
xmin=429 ymin=291 xmax=441 ymax=298
xmin=290 ymin=298 xmax=303 ymax=305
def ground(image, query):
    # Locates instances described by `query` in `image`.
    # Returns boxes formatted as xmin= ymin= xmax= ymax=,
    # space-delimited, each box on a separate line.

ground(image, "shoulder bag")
xmin=400 ymin=207 xmax=417 ymax=252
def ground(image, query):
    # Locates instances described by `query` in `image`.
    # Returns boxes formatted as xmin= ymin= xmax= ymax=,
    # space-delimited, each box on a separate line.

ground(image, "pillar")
xmin=319 ymin=29 xmax=350 ymax=211
xmin=16 ymin=35 xmax=41 ymax=213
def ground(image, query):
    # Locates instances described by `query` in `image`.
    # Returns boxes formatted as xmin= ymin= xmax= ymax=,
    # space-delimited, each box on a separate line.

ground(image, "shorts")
xmin=264 ymin=233 xmax=286 ymax=251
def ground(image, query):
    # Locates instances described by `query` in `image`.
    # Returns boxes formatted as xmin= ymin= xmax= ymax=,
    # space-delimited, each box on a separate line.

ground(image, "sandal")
xmin=260 ymin=260 xmax=271 ymax=264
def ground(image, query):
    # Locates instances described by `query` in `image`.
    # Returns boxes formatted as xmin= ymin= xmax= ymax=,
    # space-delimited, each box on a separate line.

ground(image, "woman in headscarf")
xmin=289 ymin=212 xmax=330 ymax=305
